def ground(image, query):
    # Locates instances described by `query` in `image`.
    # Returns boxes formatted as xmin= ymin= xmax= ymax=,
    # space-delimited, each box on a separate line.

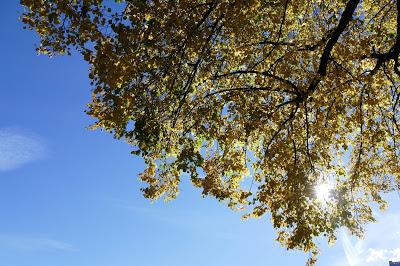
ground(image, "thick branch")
xmin=318 ymin=0 xmax=361 ymax=76
xmin=369 ymin=0 xmax=400 ymax=74
xmin=307 ymin=0 xmax=360 ymax=94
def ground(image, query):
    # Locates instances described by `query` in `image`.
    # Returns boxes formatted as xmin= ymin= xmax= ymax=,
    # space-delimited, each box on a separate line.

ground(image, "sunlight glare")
xmin=315 ymin=183 xmax=332 ymax=203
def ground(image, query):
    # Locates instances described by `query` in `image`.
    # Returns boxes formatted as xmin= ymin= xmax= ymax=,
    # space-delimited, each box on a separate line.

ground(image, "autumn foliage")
xmin=21 ymin=0 xmax=400 ymax=263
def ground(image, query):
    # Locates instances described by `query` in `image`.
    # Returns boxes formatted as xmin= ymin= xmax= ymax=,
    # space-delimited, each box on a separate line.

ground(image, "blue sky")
xmin=1 ymin=1 xmax=400 ymax=265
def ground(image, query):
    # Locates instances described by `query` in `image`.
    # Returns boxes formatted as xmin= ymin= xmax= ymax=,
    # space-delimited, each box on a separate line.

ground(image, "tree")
xmin=20 ymin=0 xmax=400 ymax=263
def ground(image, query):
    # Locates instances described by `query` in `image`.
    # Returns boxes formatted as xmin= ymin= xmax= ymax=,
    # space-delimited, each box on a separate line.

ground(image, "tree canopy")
xmin=21 ymin=0 xmax=400 ymax=263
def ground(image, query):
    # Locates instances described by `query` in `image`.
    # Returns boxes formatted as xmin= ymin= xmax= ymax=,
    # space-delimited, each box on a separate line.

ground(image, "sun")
xmin=315 ymin=183 xmax=333 ymax=203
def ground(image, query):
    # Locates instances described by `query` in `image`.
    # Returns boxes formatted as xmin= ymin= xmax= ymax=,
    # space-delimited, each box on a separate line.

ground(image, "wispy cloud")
xmin=365 ymin=248 xmax=400 ymax=264
xmin=340 ymin=212 xmax=400 ymax=266
xmin=0 ymin=235 xmax=73 ymax=251
xmin=0 ymin=128 xmax=46 ymax=171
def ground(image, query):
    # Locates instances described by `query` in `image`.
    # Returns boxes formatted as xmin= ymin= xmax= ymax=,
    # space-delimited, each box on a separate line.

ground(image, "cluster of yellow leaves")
xmin=21 ymin=0 xmax=400 ymax=264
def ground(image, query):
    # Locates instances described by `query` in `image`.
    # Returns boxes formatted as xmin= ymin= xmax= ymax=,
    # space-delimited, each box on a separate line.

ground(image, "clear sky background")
xmin=1 ymin=1 xmax=399 ymax=266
